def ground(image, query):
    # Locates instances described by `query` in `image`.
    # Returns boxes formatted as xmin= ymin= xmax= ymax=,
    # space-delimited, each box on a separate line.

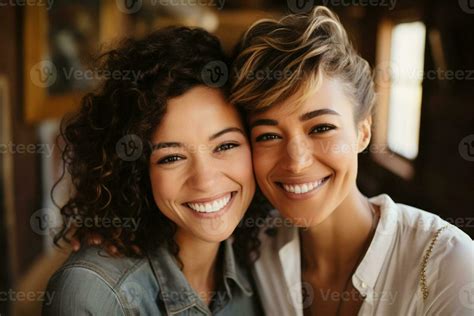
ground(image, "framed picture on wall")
xmin=23 ymin=0 xmax=130 ymax=123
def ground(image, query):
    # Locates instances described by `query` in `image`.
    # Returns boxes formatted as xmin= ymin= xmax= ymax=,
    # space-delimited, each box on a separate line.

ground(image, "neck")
xmin=175 ymin=231 xmax=221 ymax=304
xmin=300 ymin=187 xmax=377 ymax=281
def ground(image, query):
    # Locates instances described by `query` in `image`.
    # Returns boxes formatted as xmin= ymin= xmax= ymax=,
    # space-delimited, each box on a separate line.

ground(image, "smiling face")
xmin=149 ymin=86 xmax=256 ymax=243
xmin=249 ymin=77 xmax=371 ymax=227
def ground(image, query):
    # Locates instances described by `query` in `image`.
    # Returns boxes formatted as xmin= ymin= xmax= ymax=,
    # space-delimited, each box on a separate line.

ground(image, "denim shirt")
xmin=42 ymin=239 xmax=262 ymax=315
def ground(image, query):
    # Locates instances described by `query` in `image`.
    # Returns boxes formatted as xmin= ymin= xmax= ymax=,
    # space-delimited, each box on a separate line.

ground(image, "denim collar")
xmin=147 ymin=238 xmax=253 ymax=314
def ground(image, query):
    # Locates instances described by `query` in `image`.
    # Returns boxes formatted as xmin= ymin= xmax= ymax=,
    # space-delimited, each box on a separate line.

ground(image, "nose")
xmin=187 ymin=155 xmax=219 ymax=192
xmin=282 ymin=135 xmax=314 ymax=174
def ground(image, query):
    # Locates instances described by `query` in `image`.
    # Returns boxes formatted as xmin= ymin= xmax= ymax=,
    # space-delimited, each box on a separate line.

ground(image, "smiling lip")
xmin=183 ymin=191 xmax=237 ymax=218
xmin=276 ymin=175 xmax=332 ymax=200
xmin=186 ymin=192 xmax=233 ymax=204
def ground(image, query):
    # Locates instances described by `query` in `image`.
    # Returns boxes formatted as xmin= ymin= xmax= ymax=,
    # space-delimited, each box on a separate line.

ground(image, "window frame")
xmin=372 ymin=16 xmax=427 ymax=180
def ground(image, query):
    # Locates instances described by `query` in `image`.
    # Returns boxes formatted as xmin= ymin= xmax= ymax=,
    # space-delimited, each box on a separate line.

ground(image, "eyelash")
xmin=310 ymin=124 xmax=337 ymax=134
xmin=255 ymin=124 xmax=336 ymax=142
xmin=157 ymin=155 xmax=185 ymax=164
xmin=156 ymin=143 xmax=240 ymax=164
xmin=215 ymin=142 xmax=240 ymax=152
xmin=255 ymin=134 xmax=281 ymax=142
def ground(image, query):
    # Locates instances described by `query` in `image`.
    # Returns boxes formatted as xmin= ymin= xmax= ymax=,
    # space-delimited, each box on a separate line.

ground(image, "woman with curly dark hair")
xmin=42 ymin=26 xmax=264 ymax=315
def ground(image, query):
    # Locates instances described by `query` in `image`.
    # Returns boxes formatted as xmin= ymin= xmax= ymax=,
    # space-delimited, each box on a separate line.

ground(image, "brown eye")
xmin=310 ymin=124 xmax=336 ymax=134
xmin=215 ymin=143 xmax=240 ymax=152
xmin=157 ymin=155 xmax=185 ymax=164
xmin=255 ymin=134 xmax=281 ymax=142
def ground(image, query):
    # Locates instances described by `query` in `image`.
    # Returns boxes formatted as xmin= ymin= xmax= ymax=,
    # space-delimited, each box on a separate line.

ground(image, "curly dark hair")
xmin=53 ymin=26 xmax=267 ymax=265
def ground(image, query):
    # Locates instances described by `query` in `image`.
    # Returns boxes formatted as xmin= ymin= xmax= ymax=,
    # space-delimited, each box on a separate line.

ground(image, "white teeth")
xmin=187 ymin=193 xmax=232 ymax=213
xmin=281 ymin=177 xmax=328 ymax=195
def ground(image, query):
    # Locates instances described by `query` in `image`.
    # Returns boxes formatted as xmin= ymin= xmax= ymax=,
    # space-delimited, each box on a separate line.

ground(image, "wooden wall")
xmin=0 ymin=6 xmax=43 ymax=314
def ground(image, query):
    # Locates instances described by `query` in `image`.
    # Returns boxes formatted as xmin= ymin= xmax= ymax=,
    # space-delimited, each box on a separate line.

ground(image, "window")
xmin=387 ymin=22 xmax=426 ymax=160
xmin=373 ymin=19 xmax=427 ymax=179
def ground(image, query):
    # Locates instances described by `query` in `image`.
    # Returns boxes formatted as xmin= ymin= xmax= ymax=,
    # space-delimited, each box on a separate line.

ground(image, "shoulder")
xmin=373 ymin=194 xmax=473 ymax=314
xmin=393 ymin=198 xmax=471 ymax=250
xmin=55 ymin=246 xmax=147 ymax=283
xmin=372 ymin=194 xmax=466 ymax=245
xmin=423 ymin=225 xmax=473 ymax=314
xmin=43 ymin=246 xmax=158 ymax=315
xmin=374 ymin=194 xmax=471 ymax=257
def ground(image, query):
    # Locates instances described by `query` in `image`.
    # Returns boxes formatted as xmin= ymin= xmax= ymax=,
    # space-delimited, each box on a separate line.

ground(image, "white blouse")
xmin=252 ymin=194 xmax=474 ymax=316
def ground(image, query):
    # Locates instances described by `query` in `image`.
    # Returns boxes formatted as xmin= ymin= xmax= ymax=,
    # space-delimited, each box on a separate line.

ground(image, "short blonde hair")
xmin=230 ymin=6 xmax=375 ymax=122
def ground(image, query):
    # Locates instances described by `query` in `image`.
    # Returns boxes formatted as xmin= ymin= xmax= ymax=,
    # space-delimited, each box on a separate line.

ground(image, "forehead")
xmin=249 ymin=77 xmax=354 ymax=121
xmin=152 ymin=86 xmax=243 ymax=139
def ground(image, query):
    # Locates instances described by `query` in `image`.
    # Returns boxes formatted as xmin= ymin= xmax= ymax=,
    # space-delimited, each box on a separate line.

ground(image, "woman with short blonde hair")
xmin=231 ymin=6 xmax=473 ymax=316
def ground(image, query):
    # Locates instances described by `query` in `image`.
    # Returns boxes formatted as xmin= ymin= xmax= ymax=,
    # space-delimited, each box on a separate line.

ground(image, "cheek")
xmin=315 ymin=132 xmax=359 ymax=175
xmin=252 ymin=148 xmax=270 ymax=182
xmin=149 ymin=168 xmax=179 ymax=208
xmin=231 ymin=147 xmax=255 ymax=189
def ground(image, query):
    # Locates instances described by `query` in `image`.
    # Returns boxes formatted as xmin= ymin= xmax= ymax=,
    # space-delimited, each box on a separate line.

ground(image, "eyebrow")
xmin=209 ymin=127 xmax=245 ymax=141
xmin=249 ymin=119 xmax=278 ymax=130
xmin=300 ymin=108 xmax=340 ymax=121
xmin=151 ymin=127 xmax=245 ymax=151
xmin=152 ymin=142 xmax=182 ymax=151
xmin=249 ymin=108 xmax=340 ymax=130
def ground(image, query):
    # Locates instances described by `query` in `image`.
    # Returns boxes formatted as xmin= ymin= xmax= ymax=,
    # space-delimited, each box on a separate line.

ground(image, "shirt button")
xmin=361 ymin=282 xmax=367 ymax=289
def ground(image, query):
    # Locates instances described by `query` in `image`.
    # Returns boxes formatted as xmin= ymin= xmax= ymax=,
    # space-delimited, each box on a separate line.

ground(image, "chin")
xmin=274 ymin=199 xmax=333 ymax=228
xmin=192 ymin=213 xmax=239 ymax=243
xmin=195 ymin=229 xmax=234 ymax=243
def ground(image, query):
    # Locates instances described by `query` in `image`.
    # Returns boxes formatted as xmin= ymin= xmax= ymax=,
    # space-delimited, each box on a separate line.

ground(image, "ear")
xmin=357 ymin=115 xmax=372 ymax=153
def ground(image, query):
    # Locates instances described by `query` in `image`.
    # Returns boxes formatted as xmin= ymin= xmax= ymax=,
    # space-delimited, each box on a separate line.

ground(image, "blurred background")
xmin=0 ymin=0 xmax=473 ymax=315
